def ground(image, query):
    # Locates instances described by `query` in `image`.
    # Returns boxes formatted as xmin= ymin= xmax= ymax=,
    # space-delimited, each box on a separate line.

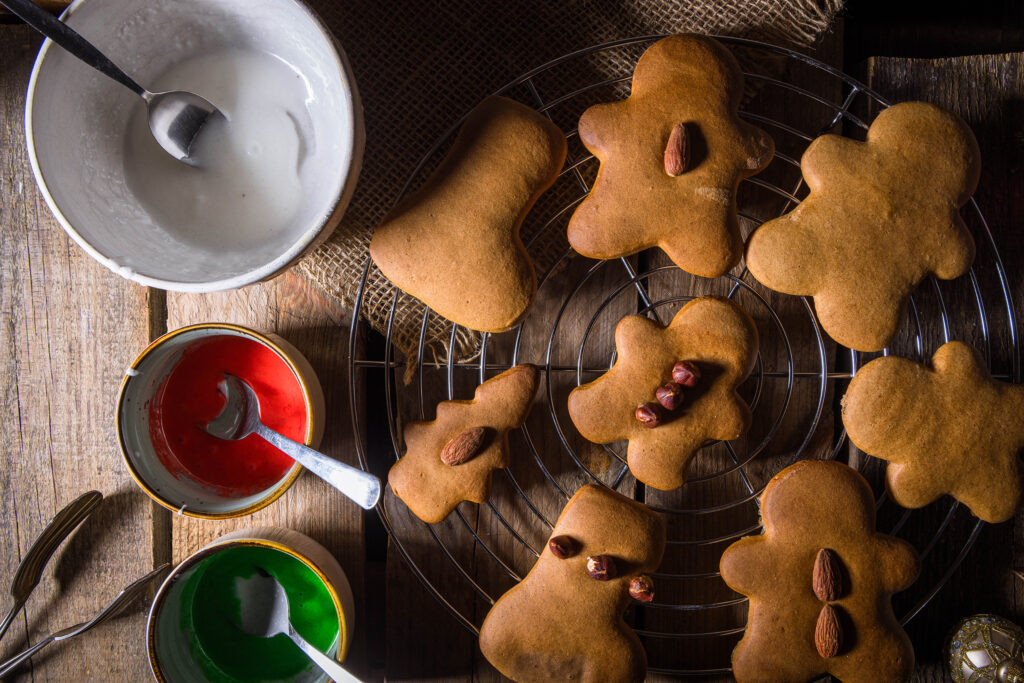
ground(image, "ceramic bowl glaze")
xmin=116 ymin=323 xmax=325 ymax=518
xmin=25 ymin=0 xmax=363 ymax=291
xmin=148 ymin=527 xmax=355 ymax=682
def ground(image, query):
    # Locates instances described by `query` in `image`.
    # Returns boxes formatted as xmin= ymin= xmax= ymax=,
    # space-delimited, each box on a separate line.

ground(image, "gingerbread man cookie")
xmin=842 ymin=341 xmax=1024 ymax=523
xmin=388 ymin=364 xmax=539 ymax=524
xmin=479 ymin=484 xmax=666 ymax=682
xmin=567 ymin=296 xmax=758 ymax=490
xmin=745 ymin=101 xmax=980 ymax=351
xmin=720 ymin=460 xmax=920 ymax=682
xmin=370 ymin=96 xmax=567 ymax=333
xmin=567 ymin=34 xmax=774 ymax=277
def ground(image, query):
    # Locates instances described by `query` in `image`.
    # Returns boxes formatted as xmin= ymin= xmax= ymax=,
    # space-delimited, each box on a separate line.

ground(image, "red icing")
xmin=148 ymin=334 xmax=307 ymax=498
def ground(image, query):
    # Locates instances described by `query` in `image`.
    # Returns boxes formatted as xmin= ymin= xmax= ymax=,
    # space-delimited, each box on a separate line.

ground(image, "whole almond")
xmin=664 ymin=122 xmax=689 ymax=177
xmin=812 ymin=548 xmax=843 ymax=602
xmin=814 ymin=604 xmax=843 ymax=658
xmin=440 ymin=427 xmax=486 ymax=466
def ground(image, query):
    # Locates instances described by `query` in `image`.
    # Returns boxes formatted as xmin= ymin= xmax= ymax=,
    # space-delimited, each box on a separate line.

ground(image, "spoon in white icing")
xmin=1 ymin=0 xmax=222 ymax=164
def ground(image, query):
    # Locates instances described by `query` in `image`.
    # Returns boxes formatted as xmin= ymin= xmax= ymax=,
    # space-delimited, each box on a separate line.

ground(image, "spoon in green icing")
xmin=236 ymin=567 xmax=360 ymax=683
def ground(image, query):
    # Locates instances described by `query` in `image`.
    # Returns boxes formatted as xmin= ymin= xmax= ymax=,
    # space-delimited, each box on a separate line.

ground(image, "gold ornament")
xmin=948 ymin=614 xmax=1024 ymax=683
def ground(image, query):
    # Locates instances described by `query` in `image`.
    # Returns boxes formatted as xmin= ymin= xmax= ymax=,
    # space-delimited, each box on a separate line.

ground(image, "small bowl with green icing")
xmin=147 ymin=527 xmax=354 ymax=682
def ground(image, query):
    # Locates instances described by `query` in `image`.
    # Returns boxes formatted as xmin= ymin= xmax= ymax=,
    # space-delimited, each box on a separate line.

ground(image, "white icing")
xmin=123 ymin=49 xmax=312 ymax=254
xmin=26 ymin=0 xmax=359 ymax=290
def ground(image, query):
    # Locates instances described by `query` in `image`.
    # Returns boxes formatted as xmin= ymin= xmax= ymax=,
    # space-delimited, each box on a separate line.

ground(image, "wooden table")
xmin=1 ymin=6 xmax=1022 ymax=682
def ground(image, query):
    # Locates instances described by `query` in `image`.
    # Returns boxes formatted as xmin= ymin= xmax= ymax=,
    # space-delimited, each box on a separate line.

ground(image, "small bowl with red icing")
xmin=117 ymin=323 xmax=325 ymax=518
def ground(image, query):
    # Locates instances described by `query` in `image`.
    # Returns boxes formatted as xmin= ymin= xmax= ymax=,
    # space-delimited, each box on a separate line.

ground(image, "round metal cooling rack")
xmin=348 ymin=36 xmax=1021 ymax=677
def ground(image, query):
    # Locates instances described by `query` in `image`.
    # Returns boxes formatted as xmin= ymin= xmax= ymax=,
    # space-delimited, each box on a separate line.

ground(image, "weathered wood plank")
xmin=165 ymin=272 xmax=370 ymax=678
xmin=0 ymin=26 xmax=156 ymax=682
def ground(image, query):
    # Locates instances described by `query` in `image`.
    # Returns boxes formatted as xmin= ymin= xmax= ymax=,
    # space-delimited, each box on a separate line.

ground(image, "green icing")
xmin=178 ymin=544 xmax=340 ymax=682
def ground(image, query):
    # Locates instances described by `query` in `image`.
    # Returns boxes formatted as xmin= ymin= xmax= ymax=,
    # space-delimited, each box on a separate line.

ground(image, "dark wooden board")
xmin=0 ymin=25 xmax=367 ymax=680
xmin=864 ymin=52 xmax=1024 ymax=682
xmin=165 ymin=275 xmax=369 ymax=678
xmin=2 ymin=6 xmax=1024 ymax=682
xmin=0 ymin=26 xmax=156 ymax=682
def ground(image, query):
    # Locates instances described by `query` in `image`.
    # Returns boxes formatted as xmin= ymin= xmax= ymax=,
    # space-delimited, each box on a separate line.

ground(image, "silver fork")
xmin=0 ymin=491 xmax=102 ymax=643
xmin=0 ymin=564 xmax=170 ymax=677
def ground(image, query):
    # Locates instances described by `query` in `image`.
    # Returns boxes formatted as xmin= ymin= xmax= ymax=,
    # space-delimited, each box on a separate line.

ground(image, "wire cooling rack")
xmin=348 ymin=36 xmax=1021 ymax=677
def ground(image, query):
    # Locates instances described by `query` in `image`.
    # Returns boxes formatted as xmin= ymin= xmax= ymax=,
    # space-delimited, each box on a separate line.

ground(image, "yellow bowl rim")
xmin=146 ymin=537 xmax=349 ymax=682
xmin=115 ymin=322 xmax=317 ymax=520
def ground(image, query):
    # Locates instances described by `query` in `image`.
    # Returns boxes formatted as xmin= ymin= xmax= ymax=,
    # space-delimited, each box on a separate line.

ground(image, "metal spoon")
xmin=0 ymin=563 xmax=170 ymax=677
xmin=236 ymin=567 xmax=359 ymax=683
xmin=0 ymin=490 xmax=102 ymax=643
xmin=0 ymin=0 xmax=221 ymax=164
xmin=205 ymin=374 xmax=382 ymax=510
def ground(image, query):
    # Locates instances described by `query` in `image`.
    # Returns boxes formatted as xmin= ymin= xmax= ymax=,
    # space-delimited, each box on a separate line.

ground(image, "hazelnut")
xmin=629 ymin=575 xmax=655 ymax=602
xmin=655 ymin=382 xmax=684 ymax=411
xmin=635 ymin=402 xmax=664 ymax=428
xmin=671 ymin=360 xmax=701 ymax=387
xmin=548 ymin=535 xmax=577 ymax=559
xmin=586 ymin=555 xmax=617 ymax=581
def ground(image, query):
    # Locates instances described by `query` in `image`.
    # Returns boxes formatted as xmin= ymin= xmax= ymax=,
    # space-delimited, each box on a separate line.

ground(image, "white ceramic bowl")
xmin=116 ymin=323 xmax=325 ymax=518
xmin=148 ymin=527 xmax=355 ymax=682
xmin=26 ymin=0 xmax=363 ymax=291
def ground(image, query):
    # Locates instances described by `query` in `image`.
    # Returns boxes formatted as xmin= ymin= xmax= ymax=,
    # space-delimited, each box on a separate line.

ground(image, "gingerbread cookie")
xmin=720 ymin=460 xmax=920 ymax=682
xmin=388 ymin=364 xmax=539 ymax=523
xmin=567 ymin=296 xmax=758 ymax=490
xmin=479 ymin=484 xmax=666 ymax=682
xmin=370 ymin=96 xmax=567 ymax=333
xmin=745 ymin=101 xmax=980 ymax=351
xmin=842 ymin=341 xmax=1024 ymax=523
xmin=567 ymin=34 xmax=774 ymax=277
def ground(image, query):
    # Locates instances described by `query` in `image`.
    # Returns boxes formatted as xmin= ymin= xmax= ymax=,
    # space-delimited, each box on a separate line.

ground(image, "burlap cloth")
xmin=297 ymin=0 xmax=844 ymax=366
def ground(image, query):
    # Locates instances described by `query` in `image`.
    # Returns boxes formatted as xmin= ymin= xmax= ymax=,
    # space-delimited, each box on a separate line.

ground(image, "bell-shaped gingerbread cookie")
xmin=745 ymin=101 xmax=980 ymax=351
xmin=479 ymin=484 xmax=666 ymax=682
xmin=388 ymin=364 xmax=539 ymax=523
xmin=568 ymin=34 xmax=774 ymax=278
xmin=721 ymin=460 xmax=920 ymax=682
xmin=370 ymin=96 xmax=566 ymax=333
xmin=842 ymin=341 xmax=1024 ymax=523
xmin=568 ymin=296 xmax=758 ymax=490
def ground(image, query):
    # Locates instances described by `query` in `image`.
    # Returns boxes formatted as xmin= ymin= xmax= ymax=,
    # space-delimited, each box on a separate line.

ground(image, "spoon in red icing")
xmin=205 ymin=374 xmax=381 ymax=510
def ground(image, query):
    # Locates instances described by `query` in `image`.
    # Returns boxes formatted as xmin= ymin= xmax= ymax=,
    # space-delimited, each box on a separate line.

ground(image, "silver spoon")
xmin=205 ymin=374 xmax=382 ymax=510
xmin=0 ymin=0 xmax=221 ymax=164
xmin=0 ymin=563 xmax=170 ymax=677
xmin=236 ymin=567 xmax=359 ymax=683
xmin=0 ymin=490 xmax=102 ymax=643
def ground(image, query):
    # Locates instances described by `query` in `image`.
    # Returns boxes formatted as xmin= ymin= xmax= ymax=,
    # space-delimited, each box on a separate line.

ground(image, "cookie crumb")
xmin=696 ymin=187 xmax=731 ymax=204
